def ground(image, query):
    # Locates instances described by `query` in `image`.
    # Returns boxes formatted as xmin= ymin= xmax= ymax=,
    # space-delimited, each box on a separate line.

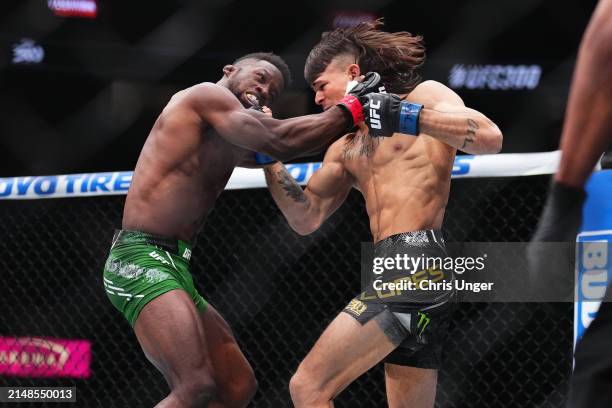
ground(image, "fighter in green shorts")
xmin=103 ymin=230 xmax=205 ymax=327
xmin=102 ymin=50 xmax=387 ymax=407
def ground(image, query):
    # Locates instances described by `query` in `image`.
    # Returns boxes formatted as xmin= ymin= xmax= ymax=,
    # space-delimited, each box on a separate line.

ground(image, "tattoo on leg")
xmin=277 ymin=170 xmax=307 ymax=203
xmin=462 ymin=118 xmax=479 ymax=148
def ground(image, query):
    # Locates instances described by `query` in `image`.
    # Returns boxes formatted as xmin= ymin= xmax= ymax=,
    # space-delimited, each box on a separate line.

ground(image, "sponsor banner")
xmin=0 ymin=337 xmax=91 ymax=378
xmin=574 ymin=170 xmax=612 ymax=347
xmin=48 ymin=0 xmax=97 ymax=19
xmin=0 ymin=151 xmax=563 ymax=200
xmin=448 ymin=64 xmax=542 ymax=90
xmin=0 ymin=172 xmax=132 ymax=199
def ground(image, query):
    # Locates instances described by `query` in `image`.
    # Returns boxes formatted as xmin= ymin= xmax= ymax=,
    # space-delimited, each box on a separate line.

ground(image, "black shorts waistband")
xmin=375 ymin=230 xmax=445 ymax=249
xmin=112 ymin=230 xmax=192 ymax=259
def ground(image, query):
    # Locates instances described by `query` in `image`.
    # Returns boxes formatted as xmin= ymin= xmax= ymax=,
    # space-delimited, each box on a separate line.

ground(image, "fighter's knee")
xmin=221 ymin=371 xmax=258 ymax=408
xmin=175 ymin=373 xmax=217 ymax=407
xmin=289 ymin=368 xmax=326 ymax=406
xmin=237 ymin=371 xmax=258 ymax=405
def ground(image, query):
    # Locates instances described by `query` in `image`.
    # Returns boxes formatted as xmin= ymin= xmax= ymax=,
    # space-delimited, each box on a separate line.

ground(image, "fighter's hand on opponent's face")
xmin=334 ymin=72 xmax=424 ymax=137
xmin=346 ymin=72 xmax=387 ymax=96
xmin=335 ymin=72 xmax=386 ymax=131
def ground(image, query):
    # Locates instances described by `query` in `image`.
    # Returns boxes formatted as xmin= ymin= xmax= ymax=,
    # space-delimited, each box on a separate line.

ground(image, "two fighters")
xmin=264 ymin=21 xmax=502 ymax=407
xmin=102 ymin=52 xmax=391 ymax=407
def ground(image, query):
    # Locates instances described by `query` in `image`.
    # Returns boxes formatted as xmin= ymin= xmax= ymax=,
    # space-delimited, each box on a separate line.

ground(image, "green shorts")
xmin=102 ymin=230 xmax=208 ymax=327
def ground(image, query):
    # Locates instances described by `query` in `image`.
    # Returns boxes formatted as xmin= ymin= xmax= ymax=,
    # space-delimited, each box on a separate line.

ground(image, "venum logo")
xmin=369 ymin=97 xmax=382 ymax=129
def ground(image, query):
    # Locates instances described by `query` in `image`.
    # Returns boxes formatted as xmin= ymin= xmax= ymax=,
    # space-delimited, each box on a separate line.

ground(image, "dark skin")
xmin=123 ymin=59 xmax=348 ymax=242
xmin=118 ymin=58 xmax=350 ymax=408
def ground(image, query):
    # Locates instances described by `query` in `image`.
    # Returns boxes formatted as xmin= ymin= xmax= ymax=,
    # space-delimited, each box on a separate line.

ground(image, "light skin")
xmin=122 ymin=57 xmax=354 ymax=407
xmin=264 ymin=56 xmax=502 ymax=407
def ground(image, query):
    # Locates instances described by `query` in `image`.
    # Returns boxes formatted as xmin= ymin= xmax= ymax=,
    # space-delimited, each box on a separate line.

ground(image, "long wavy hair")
xmin=304 ymin=19 xmax=425 ymax=94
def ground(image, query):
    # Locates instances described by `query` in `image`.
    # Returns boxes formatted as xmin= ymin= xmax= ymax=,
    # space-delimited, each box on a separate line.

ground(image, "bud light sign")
xmin=574 ymin=170 xmax=612 ymax=347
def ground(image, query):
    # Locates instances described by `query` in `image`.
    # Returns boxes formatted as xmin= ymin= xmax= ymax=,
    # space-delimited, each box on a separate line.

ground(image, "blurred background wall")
xmin=0 ymin=0 xmax=599 ymax=177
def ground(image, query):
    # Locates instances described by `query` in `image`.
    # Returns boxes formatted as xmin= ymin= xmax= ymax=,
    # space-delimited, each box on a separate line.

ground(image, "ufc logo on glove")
xmin=369 ymin=98 xmax=382 ymax=129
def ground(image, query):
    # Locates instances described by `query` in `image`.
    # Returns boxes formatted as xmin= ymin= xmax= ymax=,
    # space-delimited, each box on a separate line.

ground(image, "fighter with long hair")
xmin=264 ymin=20 xmax=503 ymax=407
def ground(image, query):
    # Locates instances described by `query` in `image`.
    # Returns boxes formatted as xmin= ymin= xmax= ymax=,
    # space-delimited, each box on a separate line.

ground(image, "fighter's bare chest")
xmin=203 ymin=127 xmax=246 ymax=161
xmin=341 ymin=132 xmax=416 ymax=170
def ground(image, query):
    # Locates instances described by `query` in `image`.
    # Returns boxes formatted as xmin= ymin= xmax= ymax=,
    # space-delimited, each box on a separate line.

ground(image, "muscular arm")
xmin=263 ymin=144 xmax=353 ymax=235
xmin=413 ymin=81 xmax=503 ymax=154
xmin=194 ymin=83 xmax=349 ymax=161
xmin=555 ymin=0 xmax=612 ymax=188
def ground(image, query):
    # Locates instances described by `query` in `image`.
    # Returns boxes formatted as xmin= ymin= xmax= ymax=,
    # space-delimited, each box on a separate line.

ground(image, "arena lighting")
xmin=47 ymin=0 xmax=97 ymax=19
xmin=332 ymin=11 xmax=377 ymax=28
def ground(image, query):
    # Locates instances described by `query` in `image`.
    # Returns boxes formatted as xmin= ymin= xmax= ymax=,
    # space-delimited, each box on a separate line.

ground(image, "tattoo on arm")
xmin=462 ymin=118 xmax=479 ymax=148
xmin=277 ymin=169 xmax=307 ymax=203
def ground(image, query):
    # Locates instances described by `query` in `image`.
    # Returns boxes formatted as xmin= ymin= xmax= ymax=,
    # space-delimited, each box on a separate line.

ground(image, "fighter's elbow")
xmin=289 ymin=217 xmax=321 ymax=236
xmin=476 ymin=123 xmax=502 ymax=154
xmin=488 ymin=127 xmax=503 ymax=154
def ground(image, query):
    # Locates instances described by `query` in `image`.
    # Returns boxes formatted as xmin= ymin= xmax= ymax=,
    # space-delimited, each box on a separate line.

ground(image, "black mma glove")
xmin=362 ymin=92 xmax=424 ymax=137
xmin=335 ymin=72 xmax=386 ymax=131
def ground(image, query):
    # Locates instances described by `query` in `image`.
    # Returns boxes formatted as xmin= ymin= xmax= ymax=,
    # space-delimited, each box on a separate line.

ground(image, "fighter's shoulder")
xmin=324 ymin=135 xmax=350 ymax=163
xmin=180 ymin=82 xmax=239 ymax=110
xmin=406 ymin=80 xmax=464 ymax=107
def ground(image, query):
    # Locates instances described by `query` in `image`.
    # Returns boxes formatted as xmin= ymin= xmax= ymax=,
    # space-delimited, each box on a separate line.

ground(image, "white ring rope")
xmin=0 ymin=150 xmax=566 ymax=200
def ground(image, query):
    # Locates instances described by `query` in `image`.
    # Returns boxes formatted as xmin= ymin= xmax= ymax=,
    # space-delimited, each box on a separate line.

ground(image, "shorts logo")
xmin=182 ymin=248 xmax=192 ymax=260
xmin=346 ymin=299 xmax=368 ymax=316
xmin=148 ymin=251 xmax=169 ymax=265
xmin=417 ymin=311 xmax=430 ymax=337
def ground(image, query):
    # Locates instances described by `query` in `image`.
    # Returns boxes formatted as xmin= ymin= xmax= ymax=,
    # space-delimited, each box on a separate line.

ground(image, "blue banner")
xmin=575 ymin=170 xmax=612 ymax=347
